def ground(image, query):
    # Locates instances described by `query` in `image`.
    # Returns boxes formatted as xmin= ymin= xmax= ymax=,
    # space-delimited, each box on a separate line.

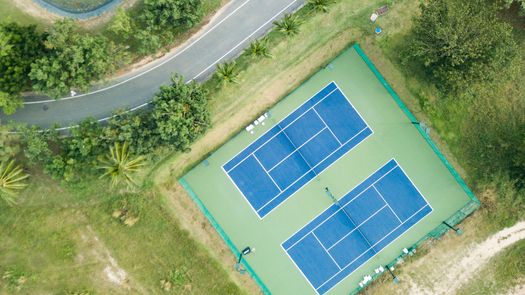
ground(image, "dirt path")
xmin=507 ymin=283 xmax=525 ymax=295
xmin=440 ymin=221 xmax=525 ymax=294
xmin=77 ymin=225 xmax=148 ymax=294
xmin=407 ymin=221 xmax=525 ymax=294
xmin=366 ymin=219 xmax=525 ymax=295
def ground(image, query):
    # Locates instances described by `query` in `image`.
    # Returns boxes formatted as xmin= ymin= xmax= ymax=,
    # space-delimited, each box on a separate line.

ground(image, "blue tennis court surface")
xmin=282 ymin=159 xmax=432 ymax=294
xmin=223 ymin=82 xmax=372 ymax=218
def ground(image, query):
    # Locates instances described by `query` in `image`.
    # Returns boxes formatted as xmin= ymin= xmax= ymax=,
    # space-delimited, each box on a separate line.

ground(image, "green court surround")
xmin=180 ymin=44 xmax=479 ymax=295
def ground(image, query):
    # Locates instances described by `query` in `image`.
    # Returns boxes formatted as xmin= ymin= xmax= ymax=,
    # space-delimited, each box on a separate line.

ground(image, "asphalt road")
xmin=2 ymin=0 xmax=304 ymax=129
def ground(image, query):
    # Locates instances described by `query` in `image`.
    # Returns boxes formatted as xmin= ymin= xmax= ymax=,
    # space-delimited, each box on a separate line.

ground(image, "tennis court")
xmin=179 ymin=44 xmax=478 ymax=295
xmin=282 ymin=159 xmax=432 ymax=294
xmin=223 ymin=82 xmax=372 ymax=218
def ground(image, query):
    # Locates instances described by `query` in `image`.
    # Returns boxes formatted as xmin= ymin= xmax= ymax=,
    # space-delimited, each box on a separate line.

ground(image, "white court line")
xmin=224 ymin=82 xmax=375 ymax=219
xmin=284 ymin=162 xmax=399 ymax=251
xmin=220 ymin=165 xmax=264 ymax=220
xmin=332 ymin=81 xmax=371 ymax=134
xmin=276 ymin=124 xmax=317 ymax=175
xmin=281 ymin=159 xmax=434 ymax=294
xmin=280 ymin=243 xmax=320 ymax=293
xmin=224 ymin=87 xmax=338 ymax=173
xmin=312 ymin=232 xmax=342 ymax=270
xmin=325 ymin=204 xmax=387 ymax=252
xmin=267 ymin=126 xmax=327 ymax=173
xmin=222 ymin=81 xmax=336 ymax=170
xmin=396 ymin=164 xmax=435 ymax=212
xmin=373 ymin=185 xmax=403 ymax=223
xmin=312 ymin=107 xmax=343 ymax=146
xmin=315 ymin=204 xmax=431 ymax=292
xmin=257 ymin=127 xmax=370 ymax=214
xmin=253 ymin=154 xmax=282 ymax=192
xmin=25 ymin=0 xmax=254 ymax=104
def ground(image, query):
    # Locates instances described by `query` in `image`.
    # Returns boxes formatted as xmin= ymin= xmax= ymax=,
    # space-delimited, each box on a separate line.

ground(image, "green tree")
xmin=0 ymin=91 xmax=22 ymax=115
xmin=152 ymin=75 xmax=210 ymax=150
xmin=407 ymin=0 xmax=518 ymax=93
xmin=0 ymin=159 xmax=29 ymax=205
xmin=98 ymin=142 xmax=146 ymax=188
xmin=134 ymin=28 xmax=163 ymax=55
xmin=307 ymin=0 xmax=332 ymax=13
xmin=20 ymin=126 xmax=57 ymax=165
xmin=274 ymin=14 xmax=301 ymax=36
xmin=29 ymin=20 xmax=121 ymax=98
xmin=214 ymin=62 xmax=239 ymax=85
xmin=245 ymin=38 xmax=272 ymax=58
xmin=102 ymin=111 xmax=159 ymax=155
xmin=0 ymin=23 xmax=45 ymax=94
xmin=0 ymin=122 xmax=20 ymax=162
xmin=0 ymin=30 xmax=12 ymax=57
xmin=502 ymin=0 xmax=525 ymax=14
xmin=0 ymin=23 xmax=46 ymax=113
xmin=108 ymin=8 xmax=133 ymax=40
xmin=514 ymin=137 xmax=525 ymax=184
xmin=141 ymin=0 xmax=203 ymax=31
xmin=65 ymin=118 xmax=105 ymax=161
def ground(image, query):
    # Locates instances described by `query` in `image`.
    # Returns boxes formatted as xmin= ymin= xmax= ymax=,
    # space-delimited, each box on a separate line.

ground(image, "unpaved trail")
xmin=507 ymin=284 xmax=525 ymax=295
xmin=366 ymin=219 xmax=525 ymax=295
xmin=409 ymin=221 xmax=525 ymax=294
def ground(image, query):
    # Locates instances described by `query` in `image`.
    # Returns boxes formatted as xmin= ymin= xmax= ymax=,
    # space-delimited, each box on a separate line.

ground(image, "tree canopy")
xmin=407 ymin=0 xmax=518 ymax=93
xmin=0 ymin=23 xmax=46 ymax=114
xmin=141 ymin=0 xmax=203 ymax=31
xmin=152 ymin=75 xmax=210 ymax=150
xmin=502 ymin=0 xmax=525 ymax=14
xmin=0 ymin=23 xmax=45 ymax=95
xmin=29 ymin=20 xmax=121 ymax=98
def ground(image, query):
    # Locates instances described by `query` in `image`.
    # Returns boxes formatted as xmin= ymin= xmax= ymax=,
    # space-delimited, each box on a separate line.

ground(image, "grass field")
xmin=0 ymin=0 xmax=49 ymax=27
xmin=0 ymin=171 xmax=246 ymax=294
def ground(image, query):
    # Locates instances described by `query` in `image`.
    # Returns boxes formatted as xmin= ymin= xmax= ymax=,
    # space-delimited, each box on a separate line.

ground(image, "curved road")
xmin=2 ymin=0 xmax=304 ymax=129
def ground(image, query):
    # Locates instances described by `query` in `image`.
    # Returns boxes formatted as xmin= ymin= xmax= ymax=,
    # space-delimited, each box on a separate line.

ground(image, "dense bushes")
xmin=152 ymin=75 xmax=210 ymax=150
xmin=0 ymin=23 xmax=46 ymax=114
xmin=0 ymin=20 xmax=123 ymax=112
xmin=109 ymin=0 xmax=203 ymax=55
xmin=404 ymin=0 xmax=525 ymax=209
xmin=29 ymin=20 xmax=125 ymax=98
xmin=461 ymin=93 xmax=525 ymax=187
xmin=406 ymin=0 xmax=519 ymax=93
xmin=18 ymin=75 xmax=210 ymax=181
xmin=0 ymin=0 xmax=206 ymax=114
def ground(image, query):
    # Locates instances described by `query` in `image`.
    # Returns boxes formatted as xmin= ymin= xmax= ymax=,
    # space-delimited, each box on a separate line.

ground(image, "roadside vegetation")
xmin=0 ymin=0 xmax=524 ymax=293
xmin=0 ymin=0 xmax=222 ymax=112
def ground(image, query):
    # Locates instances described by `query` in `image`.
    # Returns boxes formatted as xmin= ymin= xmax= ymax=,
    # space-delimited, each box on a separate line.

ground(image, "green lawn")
xmin=0 ymin=0 xmax=48 ymax=27
xmin=0 ymin=172 xmax=245 ymax=294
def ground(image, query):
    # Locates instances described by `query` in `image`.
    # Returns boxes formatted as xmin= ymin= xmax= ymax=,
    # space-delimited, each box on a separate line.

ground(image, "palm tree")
xmin=215 ymin=61 xmax=239 ymax=85
xmin=307 ymin=0 xmax=332 ymax=13
xmin=274 ymin=14 xmax=301 ymax=36
xmin=99 ymin=142 xmax=146 ymax=188
xmin=0 ymin=159 xmax=29 ymax=205
xmin=245 ymin=38 xmax=272 ymax=59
